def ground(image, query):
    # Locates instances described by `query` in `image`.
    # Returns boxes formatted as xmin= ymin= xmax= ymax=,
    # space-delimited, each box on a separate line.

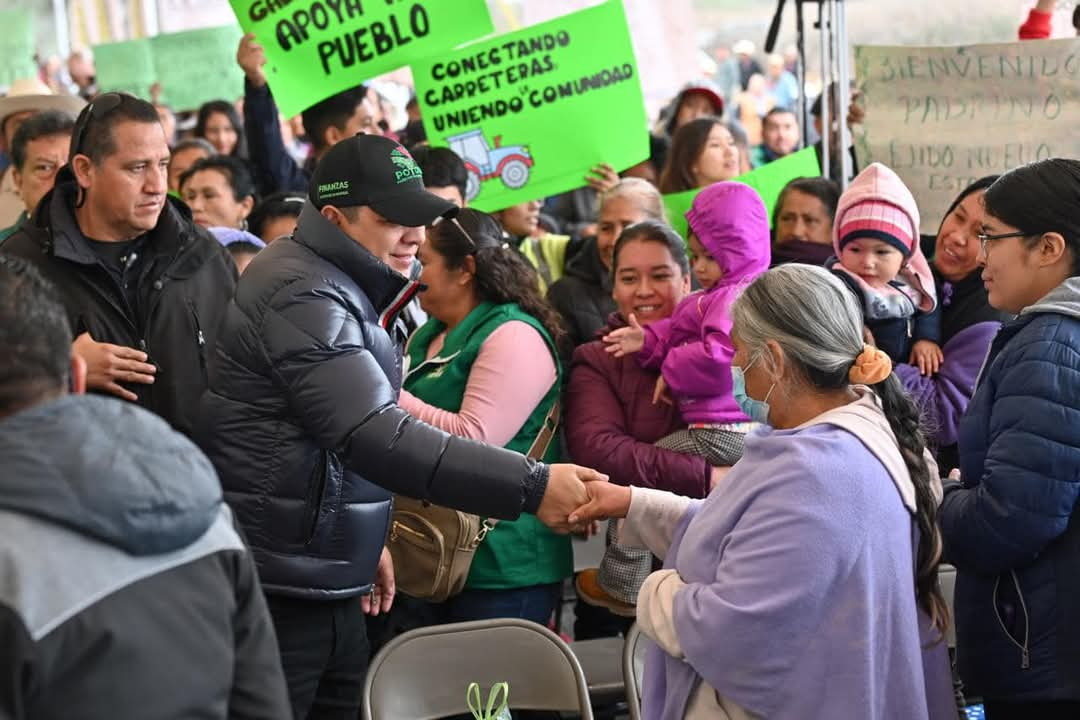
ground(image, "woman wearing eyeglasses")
xmin=893 ymin=176 xmax=1009 ymax=473
xmin=939 ymin=158 xmax=1080 ymax=720
xmin=395 ymin=208 xmax=572 ymax=625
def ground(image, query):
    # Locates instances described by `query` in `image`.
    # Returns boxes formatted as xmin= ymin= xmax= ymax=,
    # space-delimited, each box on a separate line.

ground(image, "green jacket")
xmin=404 ymin=302 xmax=572 ymax=589
xmin=0 ymin=211 xmax=27 ymax=246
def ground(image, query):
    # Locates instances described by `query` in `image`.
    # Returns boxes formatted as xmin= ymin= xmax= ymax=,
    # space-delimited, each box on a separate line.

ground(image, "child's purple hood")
xmin=686 ymin=182 xmax=771 ymax=289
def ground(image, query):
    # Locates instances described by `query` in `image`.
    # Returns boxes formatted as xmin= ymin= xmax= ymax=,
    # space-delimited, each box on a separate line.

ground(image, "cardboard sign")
xmin=413 ymin=0 xmax=647 ymax=212
xmin=662 ymin=147 xmax=822 ymax=239
xmin=854 ymin=39 xmax=1080 ymax=234
xmin=230 ymin=0 xmax=493 ymax=118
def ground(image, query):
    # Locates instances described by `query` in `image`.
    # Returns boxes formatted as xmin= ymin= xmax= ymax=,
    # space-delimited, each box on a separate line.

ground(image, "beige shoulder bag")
xmin=387 ymin=400 xmax=560 ymax=602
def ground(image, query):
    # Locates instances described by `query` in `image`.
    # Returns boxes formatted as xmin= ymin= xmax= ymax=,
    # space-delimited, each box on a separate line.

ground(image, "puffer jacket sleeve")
xmin=639 ymin=317 xmax=673 ymax=370
xmin=939 ymin=334 xmax=1080 ymax=574
xmin=261 ymin=280 xmax=548 ymax=519
xmin=895 ymin=321 xmax=998 ymax=449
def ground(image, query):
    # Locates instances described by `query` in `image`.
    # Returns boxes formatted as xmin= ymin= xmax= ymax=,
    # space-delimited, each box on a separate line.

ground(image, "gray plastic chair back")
xmin=622 ymin=624 xmax=648 ymax=720
xmin=362 ymin=618 xmax=594 ymax=720
xmin=939 ymin=564 xmax=958 ymax=649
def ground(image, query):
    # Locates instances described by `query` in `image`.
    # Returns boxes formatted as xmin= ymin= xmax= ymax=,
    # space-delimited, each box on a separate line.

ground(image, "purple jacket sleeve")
xmin=659 ymin=294 xmax=736 ymax=400
xmin=894 ymin=321 xmax=999 ymax=447
xmin=565 ymin=344 xmax=710 ymax=498
xmin=640 ymin=317 xmax=672 ymax=371
xmin=243 ymin=79 xmax=309 ymax=194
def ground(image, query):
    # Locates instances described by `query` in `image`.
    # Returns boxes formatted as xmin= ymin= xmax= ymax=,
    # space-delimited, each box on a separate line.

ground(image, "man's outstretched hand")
xmin=537 ymin=464 xmax=609 ymax=533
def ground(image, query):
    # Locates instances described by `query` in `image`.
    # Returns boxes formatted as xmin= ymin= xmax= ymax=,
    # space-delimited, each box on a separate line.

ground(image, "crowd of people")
xmin=1 ymin=5 xmax=1079 ymax=720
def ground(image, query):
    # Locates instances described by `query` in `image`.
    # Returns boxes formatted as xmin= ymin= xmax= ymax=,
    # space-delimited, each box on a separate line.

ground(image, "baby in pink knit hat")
xmin=827 ymin=163 xmax=942 ymax=375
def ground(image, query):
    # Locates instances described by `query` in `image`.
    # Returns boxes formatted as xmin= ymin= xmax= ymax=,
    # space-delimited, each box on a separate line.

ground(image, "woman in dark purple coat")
xmin=565 ymin=222 xmax=723 ymax=631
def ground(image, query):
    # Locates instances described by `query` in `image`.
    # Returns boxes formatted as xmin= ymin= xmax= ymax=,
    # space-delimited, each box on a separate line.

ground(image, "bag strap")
xmin=481 ymin=399 xmax=561 ymax=536
xmin=526 ymin=398 xmax=560 ymax=461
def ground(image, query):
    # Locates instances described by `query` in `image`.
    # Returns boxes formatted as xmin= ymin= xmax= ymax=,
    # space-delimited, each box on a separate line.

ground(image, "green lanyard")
xmin=466 ymin=682 xmax=509 ymax=720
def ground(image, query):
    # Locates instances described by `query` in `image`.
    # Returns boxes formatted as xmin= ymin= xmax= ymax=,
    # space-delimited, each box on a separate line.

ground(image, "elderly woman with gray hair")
xmin=547 ymin=178 xmax=666 ymax=349
xmin=569 ymin=263 xmax=957 ymax=720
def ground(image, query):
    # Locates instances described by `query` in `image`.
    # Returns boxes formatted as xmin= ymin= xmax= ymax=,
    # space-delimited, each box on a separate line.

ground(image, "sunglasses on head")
xmin=70 ymin=92 xmax=128 ymax=159
xmin=431 ymin=215 xmax=480 ymax=253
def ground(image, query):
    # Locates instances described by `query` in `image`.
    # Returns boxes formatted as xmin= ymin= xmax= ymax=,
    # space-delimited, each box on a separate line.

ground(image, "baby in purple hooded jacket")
xmin=594 ymin=182 xmax=771 ymax=608
xmin=605 ymin=181 xmax=772 ymax=464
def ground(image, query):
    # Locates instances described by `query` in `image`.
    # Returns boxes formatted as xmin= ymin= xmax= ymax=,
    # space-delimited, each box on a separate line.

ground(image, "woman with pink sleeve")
xmin=396 ymin=208 xmax=571 ymax=625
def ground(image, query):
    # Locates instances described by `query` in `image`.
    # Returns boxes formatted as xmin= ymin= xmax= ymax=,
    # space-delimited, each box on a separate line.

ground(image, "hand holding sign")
xmin=585 ymin=163 xmax=620 ymax=194
xmin=237 ymin=32 xmax=269 ymax=89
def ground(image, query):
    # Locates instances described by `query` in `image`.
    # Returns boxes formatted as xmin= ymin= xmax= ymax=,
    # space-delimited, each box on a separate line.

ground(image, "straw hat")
xmin=0 ymin=77 xmax=86 ymax=126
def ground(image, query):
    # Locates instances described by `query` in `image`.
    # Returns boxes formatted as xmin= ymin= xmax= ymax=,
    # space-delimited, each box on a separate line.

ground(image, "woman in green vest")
xmin=398 ymin=208 xmax=572 ymax=625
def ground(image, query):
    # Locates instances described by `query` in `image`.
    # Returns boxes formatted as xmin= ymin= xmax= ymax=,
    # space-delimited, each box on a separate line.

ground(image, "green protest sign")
xmin=413 ymin=0 xmax=647 ymax=212
xmin=150 ymin=26 xmax=245 ymax=110
xmin=95 ymin=26 xmax=245 ymax=110
xmin=0 ymin=9 xmax=37 ymax=88
xmin=661 ymin=187 xmax=699 ymax=242
xmin=229 ymin=0 xmax=493 ymax=118
xmin=93 ymin=39 xmax=157 ymax=99
xmin=662 ymin=147 xmax=821 ymax=238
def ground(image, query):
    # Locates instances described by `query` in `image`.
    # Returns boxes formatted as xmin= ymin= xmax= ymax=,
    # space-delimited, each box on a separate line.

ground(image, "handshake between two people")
xmin=536 ymin=466 xmax=634 ymax=533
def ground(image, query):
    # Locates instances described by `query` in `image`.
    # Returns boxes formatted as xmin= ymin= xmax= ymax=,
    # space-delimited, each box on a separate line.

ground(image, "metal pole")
xmin=836 ymin=0 xmax=852 ymax=188
xmin=818 ymin=0 xmax=831 ymax=183
xmin=795 ymin=0 xmax=807 ymax=150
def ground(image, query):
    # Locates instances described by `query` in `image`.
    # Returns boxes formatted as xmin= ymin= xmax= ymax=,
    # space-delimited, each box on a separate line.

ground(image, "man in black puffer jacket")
xmin=197 ymin=135 xmax=605 ymax=719
xmin=3 ymin=93 xmax=236 ymax=438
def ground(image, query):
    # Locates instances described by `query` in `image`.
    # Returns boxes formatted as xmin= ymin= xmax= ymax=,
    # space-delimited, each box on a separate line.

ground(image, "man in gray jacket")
xmin=0 ymin=254 xmax=291 ymax=719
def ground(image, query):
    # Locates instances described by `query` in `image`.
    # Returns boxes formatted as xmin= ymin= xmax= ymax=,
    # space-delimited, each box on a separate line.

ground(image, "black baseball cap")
xmin=309 ymin=134 xmax=458 ymax=227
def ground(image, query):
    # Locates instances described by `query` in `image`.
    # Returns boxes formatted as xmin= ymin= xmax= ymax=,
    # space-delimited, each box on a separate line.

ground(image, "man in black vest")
xmin=198 ymin=134 xmax=605 ymax=718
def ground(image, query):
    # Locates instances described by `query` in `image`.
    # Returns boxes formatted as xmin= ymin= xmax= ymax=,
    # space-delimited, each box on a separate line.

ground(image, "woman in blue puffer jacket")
xmin=940 ymin=158 xmax=1080 ymax=720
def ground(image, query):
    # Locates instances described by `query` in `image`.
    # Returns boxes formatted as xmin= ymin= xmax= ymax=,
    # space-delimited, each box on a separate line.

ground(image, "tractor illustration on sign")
xmin=446 ymin=129 xmax=534 ymax=202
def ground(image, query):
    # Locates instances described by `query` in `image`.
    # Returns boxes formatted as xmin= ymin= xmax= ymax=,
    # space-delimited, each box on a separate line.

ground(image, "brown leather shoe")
xmin=575 ymin=569 xmax=637 ymax=617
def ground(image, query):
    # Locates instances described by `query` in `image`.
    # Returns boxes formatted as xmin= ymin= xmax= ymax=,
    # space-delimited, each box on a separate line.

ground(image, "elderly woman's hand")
xmin=568 ymin=481 xmax=632 ymax=525
xmin=603 ymin=313 xmax=646 ymax=357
